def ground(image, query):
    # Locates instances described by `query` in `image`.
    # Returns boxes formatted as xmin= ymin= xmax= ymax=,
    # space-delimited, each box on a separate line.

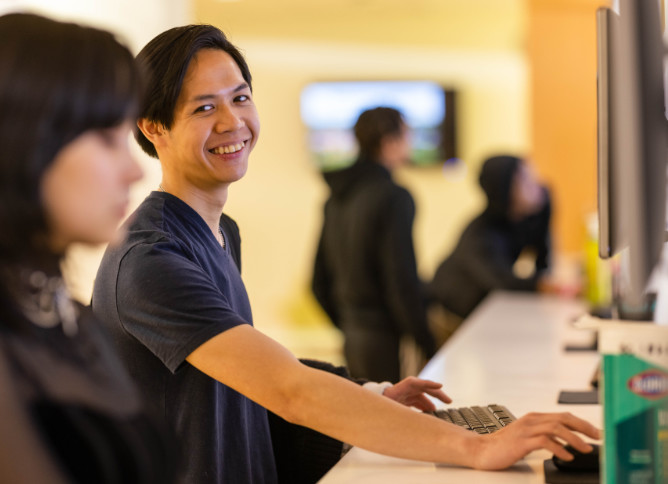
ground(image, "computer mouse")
xmin=552 ymin=443 xmax=600 ymax=472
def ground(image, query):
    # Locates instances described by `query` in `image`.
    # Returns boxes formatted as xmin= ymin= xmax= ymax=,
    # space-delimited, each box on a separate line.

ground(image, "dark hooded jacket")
xmin=428 ymin=156 xmax=552 ymax=319
xmin=311 ymin=158 xmax=435 ymax=357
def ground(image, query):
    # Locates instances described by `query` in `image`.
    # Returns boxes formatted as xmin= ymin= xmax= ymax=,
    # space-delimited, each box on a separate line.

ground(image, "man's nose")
xmin=214 ymin=107 xmax=244 ymax=133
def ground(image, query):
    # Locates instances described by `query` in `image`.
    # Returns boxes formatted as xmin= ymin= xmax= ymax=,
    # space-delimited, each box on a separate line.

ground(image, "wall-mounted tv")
xmin=300 ymin=80 xmax=457 ymax=171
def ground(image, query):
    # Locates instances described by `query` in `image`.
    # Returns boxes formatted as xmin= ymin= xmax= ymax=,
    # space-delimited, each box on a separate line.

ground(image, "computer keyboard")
xmin=425 ymin=404 xmax=516 ymax=434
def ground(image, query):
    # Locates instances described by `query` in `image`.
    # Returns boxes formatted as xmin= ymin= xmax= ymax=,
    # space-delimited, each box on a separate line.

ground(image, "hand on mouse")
xmin=468 ymin=411 xmax=601 ymax=470
xmin=382 ymin=377 xmax=452 ymax=411
xmin=552 ymin=443 xmax=600 ymax=471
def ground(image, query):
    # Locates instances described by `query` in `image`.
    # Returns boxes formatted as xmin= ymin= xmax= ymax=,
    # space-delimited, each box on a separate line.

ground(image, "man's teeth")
xmin=210 ymin=142 xmax=245 ymax=154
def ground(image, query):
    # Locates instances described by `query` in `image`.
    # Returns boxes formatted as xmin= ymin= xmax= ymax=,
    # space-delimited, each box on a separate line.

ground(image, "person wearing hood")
xmin=429 ymin=155 xmax=552 ymax=320
xmin=312 ymin=107 xmax=436 ymax=383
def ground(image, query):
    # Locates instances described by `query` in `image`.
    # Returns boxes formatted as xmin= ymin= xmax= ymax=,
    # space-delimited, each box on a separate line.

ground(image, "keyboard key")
xmin=447 ymin=409 xmax=471 ymax=428
xmin=433 ymin=409 xmax=453 ymax=423
xmin=470 ymin=406 xmax=498 ymax=428
xmin=459 ymin=408 xmax=484 ymax=429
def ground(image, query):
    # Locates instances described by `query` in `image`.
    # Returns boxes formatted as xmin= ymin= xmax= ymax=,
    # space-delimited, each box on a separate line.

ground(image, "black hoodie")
xmin=429 ymin=156 xmax=552 ymax=318
xmin=311 ymin=158 xmax=436 ymax=359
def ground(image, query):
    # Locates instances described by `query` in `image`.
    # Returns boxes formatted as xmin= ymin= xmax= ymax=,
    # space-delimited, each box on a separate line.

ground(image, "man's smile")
xmin=209 ymin=141 xmax=246 ymax=155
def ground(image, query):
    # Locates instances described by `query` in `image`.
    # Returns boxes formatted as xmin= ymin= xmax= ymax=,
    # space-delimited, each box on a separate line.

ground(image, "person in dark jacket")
xmin=429 ymin=155 xmax=552 ymax=320
xmin=312 ymin=107 xmax=436 ymax=382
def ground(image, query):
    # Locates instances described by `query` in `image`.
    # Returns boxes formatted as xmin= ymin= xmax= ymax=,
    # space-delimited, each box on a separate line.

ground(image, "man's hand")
xmin=470 ymin=411 xmax=601 ymax=470
xmin=383 ymin=377 xmax=452 ymax=411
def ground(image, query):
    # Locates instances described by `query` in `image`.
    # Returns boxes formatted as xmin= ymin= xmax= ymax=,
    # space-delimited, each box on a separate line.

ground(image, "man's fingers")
xmin=558 ymin=412 xmax=601 ymax=441
xmin=525 ymin=412 xmax=601 ymax=442
xmin=514 ymin=413 xmax=599 ymax=455
xmin=526 ymin=435 xmax=575 ymax=461
xmin=417 ymin=379 xmax=443 ymax=389
xmin=412 ymin=396 xmax=436 ymax=412
xmin=405 ymin=377 xmax=442 ymax=390
xmin=384 ymin=378 xmax=452 ymax=408
xmin=424 ymin=388 xmax=452 ymax=403
xmin=525 ymin=423 xmax=589 ymax=453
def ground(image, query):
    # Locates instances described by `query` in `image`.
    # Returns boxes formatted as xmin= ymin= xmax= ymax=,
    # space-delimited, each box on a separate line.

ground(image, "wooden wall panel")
xmin=528 ymin=0 xmax=609 ymax=253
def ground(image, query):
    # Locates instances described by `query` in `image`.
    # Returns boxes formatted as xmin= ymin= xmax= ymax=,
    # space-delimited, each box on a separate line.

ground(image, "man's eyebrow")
xmin=186 ymin=83 xmax=250 ymax=103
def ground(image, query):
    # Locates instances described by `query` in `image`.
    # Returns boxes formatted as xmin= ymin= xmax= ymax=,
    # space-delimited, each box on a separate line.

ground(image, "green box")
xmin=600 ymin=322 xmax=668 ymax=484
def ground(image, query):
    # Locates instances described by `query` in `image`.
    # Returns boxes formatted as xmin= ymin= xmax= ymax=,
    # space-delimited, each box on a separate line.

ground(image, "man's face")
xmin=158 ymin=48 xmax=260 ymax=189
xmin=381 ymin=122 xmax=413 ymax=170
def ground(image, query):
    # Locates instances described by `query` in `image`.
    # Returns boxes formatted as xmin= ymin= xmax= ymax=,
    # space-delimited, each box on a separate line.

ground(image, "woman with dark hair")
xmin=312 ymin=107 xmax=436 ymax=382
xmin=0 ymin=13 xmax=174 ymax=483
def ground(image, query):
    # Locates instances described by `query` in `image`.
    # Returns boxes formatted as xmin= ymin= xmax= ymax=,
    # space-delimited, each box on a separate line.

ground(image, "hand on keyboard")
xmin=383 ymin=377 xmax=452 ymax=411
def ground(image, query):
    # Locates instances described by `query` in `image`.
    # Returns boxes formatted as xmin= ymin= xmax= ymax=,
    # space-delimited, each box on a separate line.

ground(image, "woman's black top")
xmin=0 ymin=302 xmax=176 ymax=483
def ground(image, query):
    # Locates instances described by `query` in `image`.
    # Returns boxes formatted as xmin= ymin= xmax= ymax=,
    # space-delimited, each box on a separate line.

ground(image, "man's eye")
xmin=194 ymin=104 xmax=214 ymax=113
xmin=235 ymin=94 xmax=250 ymax=103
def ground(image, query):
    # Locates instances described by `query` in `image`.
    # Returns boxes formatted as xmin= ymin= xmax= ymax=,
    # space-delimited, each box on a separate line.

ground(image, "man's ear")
xmin=137 ymin=118 xmax=167 ymax=146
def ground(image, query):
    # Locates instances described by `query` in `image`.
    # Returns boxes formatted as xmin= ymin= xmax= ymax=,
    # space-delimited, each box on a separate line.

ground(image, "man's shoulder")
xmin=125 ymin=194 xmax=168 ymax=233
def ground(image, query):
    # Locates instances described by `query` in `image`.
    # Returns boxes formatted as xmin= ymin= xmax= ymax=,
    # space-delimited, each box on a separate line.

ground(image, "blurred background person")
xmin=0 ymin=13 xmax=175 ymax=483
xmin=312 ymin=107 xmax=436 ymax=382
xmin=429 ymin=155 xmax=552 ymax=322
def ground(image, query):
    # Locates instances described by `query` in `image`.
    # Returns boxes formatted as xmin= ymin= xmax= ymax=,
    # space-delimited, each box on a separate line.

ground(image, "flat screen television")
xmin=300 ymin=80 xmax=457 ymax=171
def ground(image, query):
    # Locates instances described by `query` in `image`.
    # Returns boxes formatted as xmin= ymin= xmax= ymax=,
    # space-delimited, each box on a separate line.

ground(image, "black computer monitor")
xmin=599 ymin=0 xmax=668 ymax=312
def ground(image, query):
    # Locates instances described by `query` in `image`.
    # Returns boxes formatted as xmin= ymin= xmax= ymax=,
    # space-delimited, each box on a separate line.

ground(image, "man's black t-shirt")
xmin=92 ymin=191 xmax=277 ymax=484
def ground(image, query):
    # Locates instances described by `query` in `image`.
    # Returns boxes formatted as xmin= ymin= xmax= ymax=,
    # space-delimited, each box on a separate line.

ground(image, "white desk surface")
xmin=318 ymin=291 xmax=602 ymax=483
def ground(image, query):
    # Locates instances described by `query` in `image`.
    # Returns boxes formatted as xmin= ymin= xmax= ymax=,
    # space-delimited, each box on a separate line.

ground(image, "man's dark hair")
xmin=353 ymin=107 xmax=405 ymax=160
xmin=0 ymin=13 xmax=141 ymax=266
xmin=135 ymin=24 xmax=253 ymax=158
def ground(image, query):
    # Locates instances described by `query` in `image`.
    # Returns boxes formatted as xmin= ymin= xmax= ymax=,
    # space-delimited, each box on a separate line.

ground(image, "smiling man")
xmin=92 ymin=28 xmax=279 ymax=483
xmin=92 ymin=24 xmax=600 ymax=484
